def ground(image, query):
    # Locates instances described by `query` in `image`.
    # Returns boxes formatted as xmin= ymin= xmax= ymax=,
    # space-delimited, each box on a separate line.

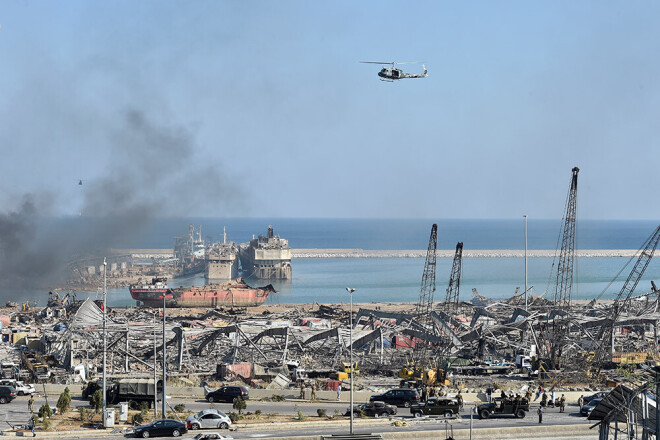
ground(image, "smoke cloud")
xmin=0 ymin=108 xmax=245 ymax=301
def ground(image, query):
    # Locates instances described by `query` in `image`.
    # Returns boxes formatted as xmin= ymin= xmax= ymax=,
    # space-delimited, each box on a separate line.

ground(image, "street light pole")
xmin=346 ymin=287 xmax=356 ymax=435
xmin=162 ymin=292 xmax=167 ymax=419
xmin=524 ymin=215 xmax=528 ymax=311
xmin=102 ymin=258 xmax=107 ymax=427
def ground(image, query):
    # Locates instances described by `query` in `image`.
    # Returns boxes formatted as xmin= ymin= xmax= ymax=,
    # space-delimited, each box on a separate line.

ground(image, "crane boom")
xmin=414 ymin=224 xmax=437 ymax=364
xmin=549 ymin=166 xmax=579 ymax=368
xmin=444 ymin=242 xmax=463 ymax=314
xmin=553 ymin=166 xmax=579 ymax=309
xmin=596 ymin=224 xmax=660 ymax=349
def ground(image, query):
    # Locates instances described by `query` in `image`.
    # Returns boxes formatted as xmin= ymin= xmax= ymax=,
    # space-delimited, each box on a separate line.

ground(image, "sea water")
xmin=74 ymin=218 xmax=660 ymax=307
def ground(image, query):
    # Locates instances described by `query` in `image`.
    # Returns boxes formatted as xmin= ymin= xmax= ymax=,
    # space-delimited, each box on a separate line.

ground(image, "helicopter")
xmin=361 ymin=61 xmax=427 ymax=81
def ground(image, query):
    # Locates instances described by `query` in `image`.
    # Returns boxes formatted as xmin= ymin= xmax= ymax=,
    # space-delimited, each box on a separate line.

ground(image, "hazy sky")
xmin=1 ymin=1 xmax=658 ymax=219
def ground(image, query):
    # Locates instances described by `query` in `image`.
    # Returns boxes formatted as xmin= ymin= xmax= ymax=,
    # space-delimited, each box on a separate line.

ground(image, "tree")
xmin=57 ymin=390 xmax=72 ymax=414
xmin=38 ymin=403 xmax=52 ymax=419
xmin=91 ymin=389 xmax=103 ymax=413
xmin=232 ymin=397 xmax=246 ymax=414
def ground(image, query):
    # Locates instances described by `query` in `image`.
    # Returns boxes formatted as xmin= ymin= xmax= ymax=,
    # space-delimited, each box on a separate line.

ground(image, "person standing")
xmin=537 ymin=406 xmax=543 ymax=424
xmin=28 ymin=396 xmax=34 ymax=414
xmin=550 ymin=390 xmax=556 ymax=408
xmin=559 ymin=394 xmax=566 ymax=413
xmin=486 ymin=386 xmax=493 ymax=403
xmin=578 ymin=395 xmax=585 ymax=408
xmin=299 ymin=382 xmax=306 ymax=400
xmin=310 ymin=382 xmax=317 ymax=402
xmin=456 ymin=390 xmax=464 ymax=410
xmin=336 ymin=384 xmax=342 ymax=401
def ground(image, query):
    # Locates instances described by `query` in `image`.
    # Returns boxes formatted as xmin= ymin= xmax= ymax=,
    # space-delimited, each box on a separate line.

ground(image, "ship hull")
xmin=130 ymin=279 xmax=274 ymax=308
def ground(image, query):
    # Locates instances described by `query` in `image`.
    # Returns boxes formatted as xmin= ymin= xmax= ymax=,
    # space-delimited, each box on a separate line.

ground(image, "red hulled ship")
xmin=129 ymin=277 xmax=275 ymax=308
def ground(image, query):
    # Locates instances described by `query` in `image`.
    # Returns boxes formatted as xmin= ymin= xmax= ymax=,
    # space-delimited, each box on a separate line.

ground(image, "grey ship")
xmin=239 ymin=226 xmax=292 ymax=280
xmin=205 ymin=227 xmax=239 ymax=280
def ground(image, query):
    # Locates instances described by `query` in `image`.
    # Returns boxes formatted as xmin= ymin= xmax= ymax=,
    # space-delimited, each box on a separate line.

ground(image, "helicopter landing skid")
xmin=379 ymin=78 xmax=395 ymax=82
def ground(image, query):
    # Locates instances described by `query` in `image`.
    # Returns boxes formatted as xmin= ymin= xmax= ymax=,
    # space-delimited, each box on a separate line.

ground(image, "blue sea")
xmin=70 ymin=218 xmax=660 ymax=307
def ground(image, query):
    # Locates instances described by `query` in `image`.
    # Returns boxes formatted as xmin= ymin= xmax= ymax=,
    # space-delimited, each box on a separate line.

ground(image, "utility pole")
xmin=153 ymin=314 xmax=158 ymax=419
xmin=346 ymin=287 xmax=356 ymax=435
xmin=162 ymin=293 xmax=167 ymax=419
xmin=102 ymin=258 xmax=107 ymax=427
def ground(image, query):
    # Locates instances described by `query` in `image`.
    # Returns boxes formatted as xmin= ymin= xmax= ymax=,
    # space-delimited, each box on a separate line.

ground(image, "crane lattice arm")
xmin=554 ymin=166 xmax=579 ymax=309
xmin=444 ymin=242 xmax=463 ymax=313
xmin=414 ymin=224 xmax=437 ymax=365
xmin=596 ymin=224 xmax=660 ymax=346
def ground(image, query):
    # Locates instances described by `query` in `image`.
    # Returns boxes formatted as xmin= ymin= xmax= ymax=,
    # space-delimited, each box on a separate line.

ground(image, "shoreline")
xmin=115 ymin=248 xmax=641 ymax=259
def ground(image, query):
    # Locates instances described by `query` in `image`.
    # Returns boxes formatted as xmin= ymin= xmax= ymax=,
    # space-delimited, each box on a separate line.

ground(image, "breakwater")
xmin=291 ymin=249 xmax=640 ymax=258
xmin=116 ymin=248 xmax=641 ymax=259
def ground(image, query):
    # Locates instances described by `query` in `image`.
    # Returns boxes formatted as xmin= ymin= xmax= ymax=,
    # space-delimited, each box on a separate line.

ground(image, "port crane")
xmin=546 ymin=167 xmax=579 ymax=369
xmin=591 ymin=224 xmax=660 ymax=372
xmin=360 ymin=61 xmax=428 ymax=81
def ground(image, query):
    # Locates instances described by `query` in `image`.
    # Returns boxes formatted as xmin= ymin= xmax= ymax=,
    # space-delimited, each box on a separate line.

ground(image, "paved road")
xmin=1 ymin=394 xmax=595 ymax=438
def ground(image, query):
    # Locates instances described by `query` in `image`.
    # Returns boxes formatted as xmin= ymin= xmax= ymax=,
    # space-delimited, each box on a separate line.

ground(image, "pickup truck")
xmin=477 ymin=398 xmax=529 ymax=419
xmin=0 ymin=379 xmax=35 ymax=396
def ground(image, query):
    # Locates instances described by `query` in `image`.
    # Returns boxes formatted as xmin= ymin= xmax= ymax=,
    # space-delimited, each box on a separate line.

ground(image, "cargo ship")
xmin=239 ymin=225 xmax=292 ymax=280
xmin=129 ymin=278 xmax=275 ymax=308
xmin=206 ymin=227 xmax=239 ymax=279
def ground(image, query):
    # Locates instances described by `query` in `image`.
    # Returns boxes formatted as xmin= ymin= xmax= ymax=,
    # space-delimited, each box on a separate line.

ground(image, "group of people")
xmin=299 ymin=381 xmax=321 ymax=401
xmin=536 ymin=386 xmax=567 ymax=412
xmin=420 ymin=385 xmax=445 ymax=401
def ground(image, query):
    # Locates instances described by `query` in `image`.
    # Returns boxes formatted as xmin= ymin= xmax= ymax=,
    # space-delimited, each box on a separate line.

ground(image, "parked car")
xmin=190 ymin=433 xmax=233 ymax=440
xmin=344 ymin=401 xmax=397 ymax=418
xmin=0 ymin=386 xmax=17 ymax=404
xmin=583 ymin=392 xmax=608 ymax=404
xmin=410 ymin=397 xmax=460 ymax=418
xmin=580 ymin=398 xmax=602 ymax=417
xmin=477 ymin=398 xmax=529 ymax=419
xmin=186 ymin=409 xmax=232 ymax=430
xmin=0 ymin=379 xmax=35 ymax=396
xmin=369 ymin=388 xmax=421 ymax=407
xmin=205 ymin=386 xmax=249 ymax=403
xmin=134 ymin=419 xmax=188 ymax=438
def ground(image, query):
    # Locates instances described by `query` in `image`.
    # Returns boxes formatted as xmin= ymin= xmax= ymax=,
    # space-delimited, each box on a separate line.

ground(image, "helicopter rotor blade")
xmin=360 ymin=61 xmax=395 ymax=64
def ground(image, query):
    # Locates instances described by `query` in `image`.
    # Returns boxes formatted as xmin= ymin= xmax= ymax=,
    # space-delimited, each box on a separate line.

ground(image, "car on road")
xmin=134 ymin=419 xmax=188 ymax=438
xmin=186 ymin=409 xmax=232 ymax=430
xmin=369 ymin=388 xmax=421 ymax=407
xmin=0 ymin=386 xmax=17 ymax=404
xmin=410 ymin=397 xmax=460 ymax=418
xmin=580 ymin=398 xmax=602 ymax=417
xmin=477 ymin=398 xmax=529 ymax=419
xmin=344 ymin=401 xmax=397 ymax=418
xmin=0 ymin=379 xmax=35 ymax=396
xmin=583 ymin=392 xmax=608 ymax=404
xmin=205 ymin=386 xmax=249 ymax=403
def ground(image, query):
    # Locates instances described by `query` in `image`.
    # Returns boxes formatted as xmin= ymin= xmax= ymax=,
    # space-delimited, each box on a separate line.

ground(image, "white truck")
xmin=0 ymin=379 xmax=35 ymax=396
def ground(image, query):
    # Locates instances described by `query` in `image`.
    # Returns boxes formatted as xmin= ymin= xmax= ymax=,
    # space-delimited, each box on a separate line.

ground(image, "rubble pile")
xmin=1 ymin=289 xmax=659 ymax=392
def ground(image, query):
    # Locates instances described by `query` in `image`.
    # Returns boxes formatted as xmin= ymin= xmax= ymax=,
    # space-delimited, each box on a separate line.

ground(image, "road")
xmin=1 ymin=394 xmax=595 ymax=438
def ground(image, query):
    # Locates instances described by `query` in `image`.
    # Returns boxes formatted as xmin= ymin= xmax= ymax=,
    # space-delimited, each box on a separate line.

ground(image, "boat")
xmin=129 ymin=277 xmax=169 ymax=298
xmin=239 ymin=225 xmax=292 ymax=280
xmin=129 ymin=278 xmax=275 ymax=308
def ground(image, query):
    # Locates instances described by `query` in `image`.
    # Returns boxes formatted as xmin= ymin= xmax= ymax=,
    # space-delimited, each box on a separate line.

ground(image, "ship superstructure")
xmin=206 ymin=227 xmax=239 ymax=279
xmin=173 ymin=224 xmax=206 ymax=276
xmin=239 ymin=225 xmax=292 ymax=280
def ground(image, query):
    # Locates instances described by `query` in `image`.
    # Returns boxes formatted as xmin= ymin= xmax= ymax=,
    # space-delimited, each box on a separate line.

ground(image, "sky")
xmin=1 ymin=1 xmax=659 ymax=220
